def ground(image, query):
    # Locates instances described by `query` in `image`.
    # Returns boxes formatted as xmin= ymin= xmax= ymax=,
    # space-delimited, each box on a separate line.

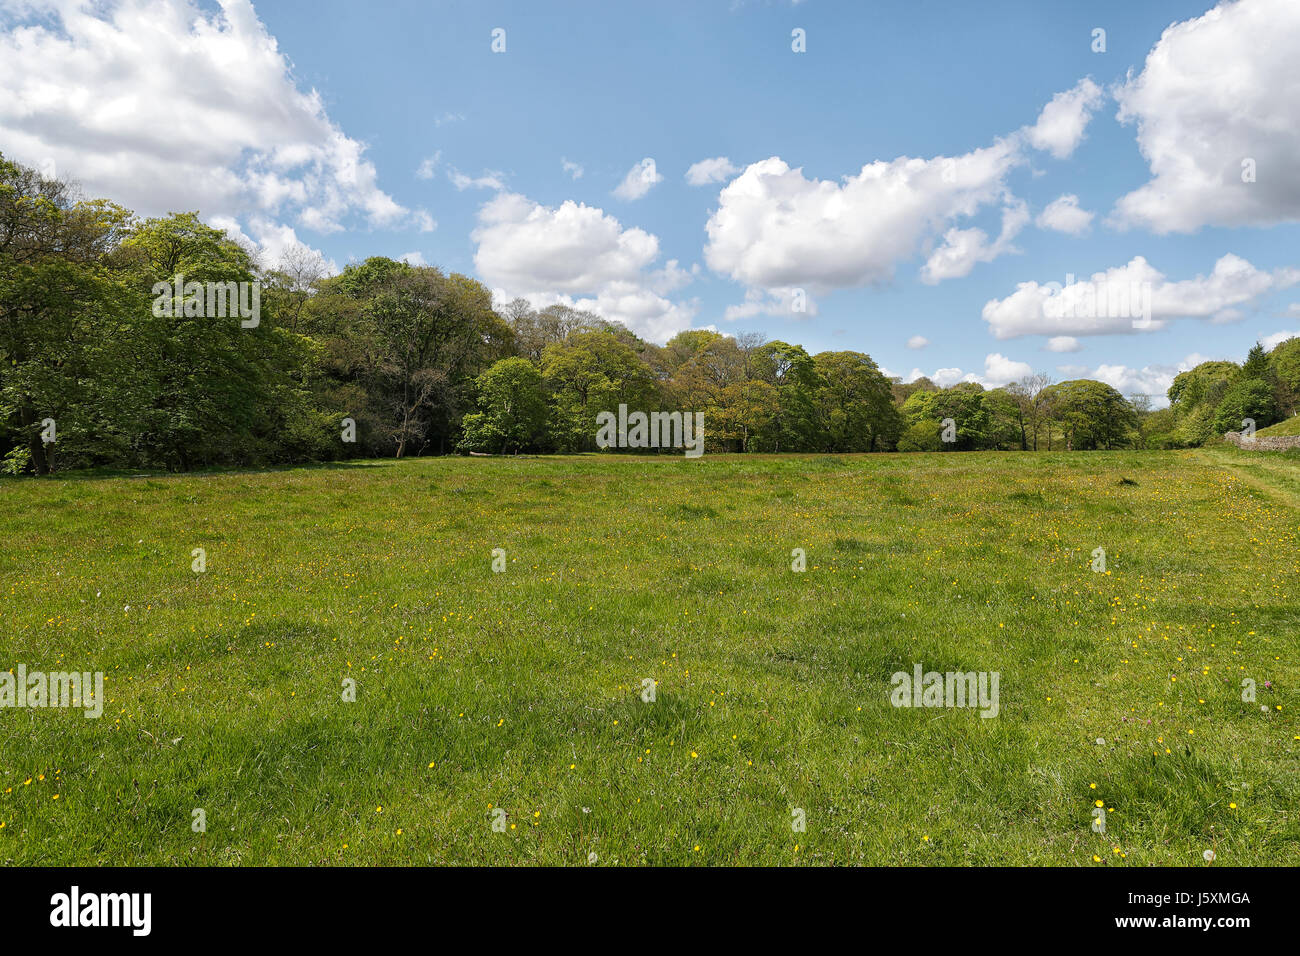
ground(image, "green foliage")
xmin=1240 ymin=342 xmax=1272 ymax=382
xmin=1040 ymin=380 xmax=1137 ymax=450
xmin=1268 ymin=336 xmax=1300 ymax=416
xmin=1212 ymin=378 xmax=1278 ymax=435
xmin=1137 ymin=406 xmax=1180 ymax=449
xmin=1168 ymin=361 xmax=1238 ymax=413
xmin=812 ymin=351 xmax=901 ymax=451
xmin=895 ymin=418 xmax=943 ymax=451
xmin=0 ymin=151 xmax=1270 ymax=469
xmin=459 ymin=357 xmax=551 ymax=454
xmin=541 ymin=330 xmax=658 ymax=452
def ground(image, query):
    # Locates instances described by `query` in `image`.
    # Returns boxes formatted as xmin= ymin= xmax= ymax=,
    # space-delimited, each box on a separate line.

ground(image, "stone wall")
xmin=1223 ymin=430 xmax=1300 ymax=451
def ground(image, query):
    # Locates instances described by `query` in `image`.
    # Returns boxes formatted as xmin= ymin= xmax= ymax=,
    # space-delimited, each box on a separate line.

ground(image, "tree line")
xmin=2 ymin=153 xmax=1297 ymax=473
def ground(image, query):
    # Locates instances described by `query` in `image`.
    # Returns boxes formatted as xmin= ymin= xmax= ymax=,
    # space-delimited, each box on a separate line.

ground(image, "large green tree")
xmin=1042 ymin=379 xmax=1138 ymax=450
xmin=813 ymin=351 xmax=901 ymax=452
xmin=459 ymin=357 xmax=552 ymax=454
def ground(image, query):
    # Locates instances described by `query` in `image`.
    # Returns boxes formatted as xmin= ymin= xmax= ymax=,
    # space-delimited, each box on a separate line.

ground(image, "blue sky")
xmin=2 ymin=0 xmax=1298 ymax=402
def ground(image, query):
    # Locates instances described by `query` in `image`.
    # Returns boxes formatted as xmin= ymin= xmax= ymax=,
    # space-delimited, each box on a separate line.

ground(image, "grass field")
xmin=1 ymin=447 xmax=1296 ymax=866
xmin=1257 ymin=415 xmax=1300 ymax=437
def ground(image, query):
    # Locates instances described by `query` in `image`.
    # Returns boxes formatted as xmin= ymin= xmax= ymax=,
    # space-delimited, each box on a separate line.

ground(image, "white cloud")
xmin=913 ymin=353 xmax=1035 ymax=389
xmin=1262 ymin=330 xmax=1300 ymax=350
xmin=920 ymin=199 xmax=1029 ymax=284
xmin=449 ymin=168 xmax=507 ymax=191
xmin=915 ymin=352 xmax=1221 ymax=406
xmin=613 ymin=157 xmax=663 ymax=200
xmin=1084 ymin=359 xmax=1204 ymax=405
xmin=685 ymin=156 xmax=741 ymax=186
xmin=722 ymin=287 xmax=817 ymax=321
xmin=929 ymin=367 xmax=977 ymax=388
xmin=702 ymin=78 xmax=1102 ymax=305
xmin=561 ymin=158 xmax=584 ymax=180
xmin=906 ymin=335 xmax=929 ymax=349
xmin=1040 ymin=353 xmax=1226 ymax=407
xmin=982 ymin=254 xmax=1300 ymax=339
xmin=399 ymin=251 xmax=428 ymax=267
xmin=1044 ymin=336 xmax=1082 ymax=353
xmin=982 ymin=353 xmax=1035 ymax=385
xmin=0 ymin=0 xmax=411 ymax=236
xmin=416 ymin=152 xmax=441 ymax=180
xmin=1036 ymin=194 xmax=1094 ymax=235
xmin=705 ymin=140 xmax=1023 ymax=293
xmin=413 ymin=209 xmax=436 ymax=233
xmin=471 ymin=192 xmax=696 ymax=342
xmin=1111 ymin=0 xmax=1300 ymax=232
xmin=1026 ymin=78 xmax=1104 ymax=159
xmin=210 ymin=215 xmax=339 ymax=276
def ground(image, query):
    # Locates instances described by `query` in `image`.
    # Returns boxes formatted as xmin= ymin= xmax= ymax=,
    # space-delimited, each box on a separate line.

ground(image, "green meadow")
xmin=1 ymin=447 xmax=1296 ymax=865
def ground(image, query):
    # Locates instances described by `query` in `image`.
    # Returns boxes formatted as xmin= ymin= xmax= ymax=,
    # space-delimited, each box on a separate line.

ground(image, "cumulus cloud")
xmin=561 ymin=158 xmax=584 ymax=180
xmin=906 ymin=335 xmax=929 ymax=349
xmin=911 ymin=353 xmax=1035 ymax=389
xmin=209 ymin=215 xmax=339 ymax=276
xmin=921 ymin=199 xmax=1029 ymax=284
xmin=685 ymin=156 xmax=741 ymax=185
xmin=982 ymin=254 xmax=1300 ymax=339
xmin=1076 ymin=355 xmax=1215 ymax=405
xmin=1036 ymin=194 xmax=1094 ymax=235
xmin=704 ymin=139 xmax=1023 ymax=293
xmin=702 ymin=78 xmax=1104 ymax=308
xmin=912 ymin=352 xmax=1200 ymax=406
xmin=983 ymin=352 xmax=1035 ymax=385
xmin=1025 ymin=78 xmax=1105 ymax=159
xmin=398 ymin=251 xmax=428 ymax=266
xmin=0 ymin=0 xmax=412 ymax=238
xmin=1111 ymin=0 xmax=1300 ymax=232
xmin=613 ymin=158 xmax=663 ymax=200
xmin=1261 ymin=329 xmax=1300 ymax=350
xmin=471 ymin=192 xmax=696 ymax=342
